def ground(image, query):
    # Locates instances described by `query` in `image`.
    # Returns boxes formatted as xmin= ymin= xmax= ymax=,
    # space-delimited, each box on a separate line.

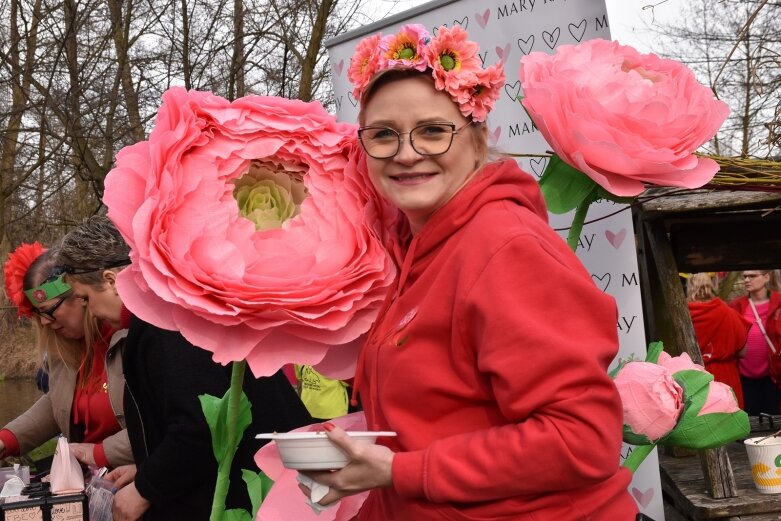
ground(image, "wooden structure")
xmin=633 ymin=187 xmax=781 ymax=519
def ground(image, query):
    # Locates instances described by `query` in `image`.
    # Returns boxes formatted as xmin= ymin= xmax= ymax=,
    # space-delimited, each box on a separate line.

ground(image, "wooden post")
xmin=644 ymin=219 xmax=738 ymax=499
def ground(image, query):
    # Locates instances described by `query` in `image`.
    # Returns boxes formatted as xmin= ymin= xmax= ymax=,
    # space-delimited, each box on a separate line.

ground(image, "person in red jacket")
xmin=686 ymin=273 xmax=750 ymax=408
xmin=729 ymin=270 xmax=781 ymax=415
xmin=298 ymin=24 xmax=638 ymax=520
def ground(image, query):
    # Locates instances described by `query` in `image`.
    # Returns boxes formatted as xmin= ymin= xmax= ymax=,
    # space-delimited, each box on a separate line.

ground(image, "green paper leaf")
xmin=661 ymin=369 xmax=750 ymax=449
xmin=199 ymin=390 xmax=253 ymax=463
xmin=538 ymin=155 xmax=601 ymax=214
xmin=623 ymin=426 xmax=653 ymax=446
xmin=242 ymin=469 xmax=274 ymax=517
xmin=223 ymin=508 xmax=253 ymax=521
xmin=644 ymin=342 xmax=665 ymax=364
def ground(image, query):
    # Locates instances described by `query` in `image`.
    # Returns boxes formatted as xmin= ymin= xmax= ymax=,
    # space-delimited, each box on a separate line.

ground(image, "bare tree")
xmin=650 ymin=0 xmax=781 ymax=158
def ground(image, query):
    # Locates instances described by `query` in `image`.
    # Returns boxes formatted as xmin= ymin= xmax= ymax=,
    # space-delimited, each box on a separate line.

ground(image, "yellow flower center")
xmin=233 ymin=161 xmax=308 ymax=231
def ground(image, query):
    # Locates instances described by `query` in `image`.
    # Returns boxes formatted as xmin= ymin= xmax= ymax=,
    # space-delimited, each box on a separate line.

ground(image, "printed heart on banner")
xmin=504 ymin=81 xmax=522 ymax=103
xmin=496 ymin=43 xmax=511 ymax=62
xmin=605 ymin=228 xmax=627 ymax=249
xmin=542 ymin=27 xmax=561 ymax=49
xmin=529 ymin=157 xmax=548 ymax=179
xmin=347 ymin=92 xmax=358 ymax=108
xmin=333 ymin=58 xmax=344 ymax=77
xmin=476 ymin=9 xmax=490 ymax=29
xmin=591 ymin=273 xmax=611 ymax=292
xmin=489 ymin=126 xmax=501 ymax=145
xmin=631 ymin=487 xmax=654 ymax=508
xmin=568 ymin=19 xmax=587 ymax=42
xmin=453 ymin=16 xmax=468 ymax=29
xmin=517 ymin=35 xmax=535 ymax=55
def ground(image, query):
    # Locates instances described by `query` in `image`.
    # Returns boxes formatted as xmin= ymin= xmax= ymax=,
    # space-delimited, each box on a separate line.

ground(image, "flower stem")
xmin=210 ymin=360 xmax=247 ymax=521
xmin=622 ymin=444 xmax=655 ymax=473
xmin=566 ymin=199 xmax=591 ymax=251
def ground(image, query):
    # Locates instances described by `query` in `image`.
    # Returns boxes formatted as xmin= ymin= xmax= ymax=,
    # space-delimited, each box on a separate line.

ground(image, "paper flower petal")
xmin=105 ymin=88 xmax=397 ymax=377
xmin=520 ymin=39 xmax=729 ymax=196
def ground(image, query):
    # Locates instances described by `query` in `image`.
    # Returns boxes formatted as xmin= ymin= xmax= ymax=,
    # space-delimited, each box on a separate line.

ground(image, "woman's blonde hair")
xmin=24 ymin=248 xmax=95 ymax=369
xmin=687 ymin=273 xmax=716 ymax=302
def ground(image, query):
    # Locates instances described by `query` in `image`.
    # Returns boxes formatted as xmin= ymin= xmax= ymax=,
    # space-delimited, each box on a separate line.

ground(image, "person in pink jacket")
xmin=729 ymin=270 xmax=781 ymax=415
xmin=298 ymin=24 xmax=638 ymax=520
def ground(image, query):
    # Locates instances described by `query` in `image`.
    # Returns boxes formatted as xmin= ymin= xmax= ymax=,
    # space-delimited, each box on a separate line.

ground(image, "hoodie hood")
xmin=389 ymin=158 xmax=548 ymax=295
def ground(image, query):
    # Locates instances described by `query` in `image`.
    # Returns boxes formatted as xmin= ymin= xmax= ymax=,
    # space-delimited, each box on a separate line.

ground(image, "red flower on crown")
xmin=3 ymin=242 xmax=46 ymax=318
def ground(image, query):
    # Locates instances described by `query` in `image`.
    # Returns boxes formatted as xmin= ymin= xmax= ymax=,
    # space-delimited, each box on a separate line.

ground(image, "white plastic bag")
xmin=50 ymin=437 xmax=85 ymax=494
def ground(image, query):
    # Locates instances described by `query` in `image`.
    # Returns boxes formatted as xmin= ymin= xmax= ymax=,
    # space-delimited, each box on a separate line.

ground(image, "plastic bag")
xmin=86 ymin=474 xmax=114 ymax=521
xmin=49 ymin=437 xmax=84 ymax=494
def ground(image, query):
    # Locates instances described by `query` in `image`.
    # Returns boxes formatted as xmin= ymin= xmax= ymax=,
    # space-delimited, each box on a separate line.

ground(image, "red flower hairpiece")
xmin=3 ymin=242 xmax=46 ymax=318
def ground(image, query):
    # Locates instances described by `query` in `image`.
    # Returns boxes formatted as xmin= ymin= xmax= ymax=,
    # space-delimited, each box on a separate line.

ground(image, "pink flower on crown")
xmin=379 ymin=24 xmax=429 ymax=72
xmin=348 ymin=33 xmax=383 ymax=99
xmin=455 ymin=64 xmax=505 ymax=122
xmin=425 ymin=25 xmax=481 ymax=93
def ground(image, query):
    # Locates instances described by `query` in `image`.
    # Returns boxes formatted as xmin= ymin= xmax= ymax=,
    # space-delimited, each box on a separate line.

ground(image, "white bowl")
xmin=256 ymin=431 xmax=396 ymax=470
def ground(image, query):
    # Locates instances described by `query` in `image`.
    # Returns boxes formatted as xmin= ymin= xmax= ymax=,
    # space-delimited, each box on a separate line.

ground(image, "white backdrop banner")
xmin=326 ymin=1 xmax=663 ymax=519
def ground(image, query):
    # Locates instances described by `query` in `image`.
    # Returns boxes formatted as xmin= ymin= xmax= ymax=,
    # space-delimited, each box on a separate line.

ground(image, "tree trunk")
xmin=108 ymin=0 xmax=145 ymax=143
xmin=297 ymin=0 xmax=335 ymax=102
xmin=229 ymin=0 xmax=245 ymax=100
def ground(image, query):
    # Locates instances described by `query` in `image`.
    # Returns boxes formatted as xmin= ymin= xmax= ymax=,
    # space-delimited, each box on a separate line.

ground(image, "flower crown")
xmin=348 ymin=24 xmax=505 ymax=123
xmin=3 ymin=242 xmax=46 ymax=318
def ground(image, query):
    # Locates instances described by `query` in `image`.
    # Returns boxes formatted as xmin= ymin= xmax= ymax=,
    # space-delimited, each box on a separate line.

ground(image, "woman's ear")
xmin=103 ymin=269 xmax=118 ymax=290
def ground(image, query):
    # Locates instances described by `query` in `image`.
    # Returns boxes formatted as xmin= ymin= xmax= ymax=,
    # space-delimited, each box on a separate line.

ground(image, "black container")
xmin=1 ymin=492 xmax=88 ymax=521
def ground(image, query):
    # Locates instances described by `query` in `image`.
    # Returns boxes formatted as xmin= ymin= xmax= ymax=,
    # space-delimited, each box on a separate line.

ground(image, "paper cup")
xmin=745 ymin=436 xmax=781 ymax=493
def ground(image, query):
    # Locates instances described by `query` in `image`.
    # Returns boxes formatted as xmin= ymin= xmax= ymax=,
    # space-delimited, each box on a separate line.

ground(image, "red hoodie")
xmin=688 ymin=298 xmax=750 ymax=408
xmin=356 ymin=159 xmax=637 ymax=520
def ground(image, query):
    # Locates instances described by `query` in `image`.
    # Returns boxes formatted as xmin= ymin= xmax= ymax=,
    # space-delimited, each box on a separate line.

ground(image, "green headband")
xmin=24 ymin=275 xmax=71 ymax=307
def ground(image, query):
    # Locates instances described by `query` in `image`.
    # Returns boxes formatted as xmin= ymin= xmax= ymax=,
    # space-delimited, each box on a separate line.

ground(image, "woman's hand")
xmin=68 ymin=443 xmax=96 ymax=466
xmin=112 ymin=482 xmax=150 ymax=521
xmin=298 ymin=423 xmax=395 ymax=506
xmin=106 ymin=464 xmax=137 ymax=490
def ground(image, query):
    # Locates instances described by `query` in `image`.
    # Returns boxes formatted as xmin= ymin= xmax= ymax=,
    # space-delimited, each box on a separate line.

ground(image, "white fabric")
xmin=296 ymin=474 xmax=337 ymax=515
xmin=0 ymin=477 xmax=25 ymax=498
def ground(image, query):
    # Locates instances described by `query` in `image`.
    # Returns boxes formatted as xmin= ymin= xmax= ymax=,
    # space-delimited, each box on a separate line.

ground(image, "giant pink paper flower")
xmin=520 ymin=38 xmax=730 ymax=196
xmin=614 ymin=361 xmax=684 ymax=442
xmin=104 ymin=87 xmax=396 ymax=377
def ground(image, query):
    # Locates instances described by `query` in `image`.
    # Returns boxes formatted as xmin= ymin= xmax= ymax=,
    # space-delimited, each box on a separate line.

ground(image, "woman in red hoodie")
xmin=299 ymin=24 xmax=638 ymax=520
xmin=686 ymin=273 xmax=750 ymax=408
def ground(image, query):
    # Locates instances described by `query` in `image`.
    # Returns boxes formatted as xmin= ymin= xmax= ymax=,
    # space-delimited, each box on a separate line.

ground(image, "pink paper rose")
xmin=614 ymin=361 xmax=684 ymax=442
xmin=104 ymin=88 xmax=396 ymax=377
xmin=698 ymin=381 xmax=741 ymax=416
xmin=657 ymin=351 xmax=705 ymax=374
xmin=520 ymin=38 xmax=730 ymax=196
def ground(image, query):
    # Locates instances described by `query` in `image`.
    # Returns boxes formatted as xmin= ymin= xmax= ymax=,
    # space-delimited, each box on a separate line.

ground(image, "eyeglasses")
xmin=357 ymin=121 xmax=473 ymax=159
xmin=32 ymin=293 xmax=71 ymax=322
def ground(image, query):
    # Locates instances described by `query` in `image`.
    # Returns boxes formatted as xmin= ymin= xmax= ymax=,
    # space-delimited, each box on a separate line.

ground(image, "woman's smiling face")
xmin=361 ymin=75 xmax=483 ymax=234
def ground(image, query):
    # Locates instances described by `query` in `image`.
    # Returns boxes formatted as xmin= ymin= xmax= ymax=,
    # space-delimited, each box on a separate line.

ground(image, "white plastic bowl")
xmin=256 ymin=431 xmax=396 ymax=470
